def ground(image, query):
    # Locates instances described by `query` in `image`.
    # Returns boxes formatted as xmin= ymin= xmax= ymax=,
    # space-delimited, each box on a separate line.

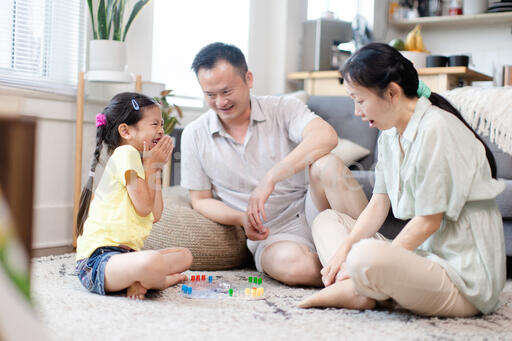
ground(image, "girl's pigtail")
xmin=76 ymin=117 xmax=105 ymax=236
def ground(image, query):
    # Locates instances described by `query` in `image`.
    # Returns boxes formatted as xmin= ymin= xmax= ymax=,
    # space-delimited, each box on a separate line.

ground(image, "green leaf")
xmin=87 ymin=0 xmax=98 ymax=39
xmin=122 ymin=0 xmax=152 ymax=42
xmin=164 ymin=117 xmax=178 ymax=135
xmin=161 ymin=89 xmax=172 ymax=97
xmin=97 ymin=0 xmax=108 ymax=39
xmin=112 ymin=0 xmax=125 ymax=41
xmin=174 ymin=104 xmax=183 ymax=119
xmin=105 ymin=0 xmax=118 ymax=39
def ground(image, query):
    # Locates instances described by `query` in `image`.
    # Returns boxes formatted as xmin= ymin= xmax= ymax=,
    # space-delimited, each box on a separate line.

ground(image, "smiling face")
xmin=197 ymin=60 xmax=253 ymax=124
xmin=122 ymin=105 xmax=164 ymax=152
xmin=344 ymin=78 xmax=395 ymax=131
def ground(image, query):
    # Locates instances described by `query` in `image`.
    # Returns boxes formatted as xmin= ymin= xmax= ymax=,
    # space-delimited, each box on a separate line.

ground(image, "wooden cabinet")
xmin=0 ymin=116 xmax=36 ymax=259
xmin=288 ymin=66 xmax=492 ymax=96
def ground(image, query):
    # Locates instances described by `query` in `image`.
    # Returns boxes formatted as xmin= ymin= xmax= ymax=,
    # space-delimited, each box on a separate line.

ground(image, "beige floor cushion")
xmin=144 ymin=186 xmax=249 ymax=270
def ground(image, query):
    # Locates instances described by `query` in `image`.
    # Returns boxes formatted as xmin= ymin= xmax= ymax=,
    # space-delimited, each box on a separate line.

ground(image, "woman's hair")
xmin=76 ymin=92 xmax=159 ymax=236
xmin=341 ymin=42 xmax=497 ymax=178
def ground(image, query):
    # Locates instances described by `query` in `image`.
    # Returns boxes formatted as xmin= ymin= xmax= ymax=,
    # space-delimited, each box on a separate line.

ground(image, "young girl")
xmin=300 ymin=43 xmax=506 ymax=316
xmin=76 ymin=92 xmax=192 ymax=300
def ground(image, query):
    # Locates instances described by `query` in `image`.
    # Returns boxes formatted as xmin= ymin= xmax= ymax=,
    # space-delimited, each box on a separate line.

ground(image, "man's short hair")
xmin=191 ymin=42 xmax=248 ymax=80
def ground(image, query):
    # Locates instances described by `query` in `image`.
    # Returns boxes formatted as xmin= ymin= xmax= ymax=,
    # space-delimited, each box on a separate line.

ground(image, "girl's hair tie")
xmin=95 ymin=113 xmax=107 ymax=127
xmin=131 ymin=98 xmax=140 ymax=110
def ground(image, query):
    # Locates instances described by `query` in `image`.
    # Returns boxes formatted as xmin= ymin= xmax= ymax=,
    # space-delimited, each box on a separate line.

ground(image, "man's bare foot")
xmin=127 ymin=281 xmax=147 ymax=300
xmin=299 ymin=279 xmax=376 ymax=310
xmin=163 ymin=273 xmax=188 ymax=288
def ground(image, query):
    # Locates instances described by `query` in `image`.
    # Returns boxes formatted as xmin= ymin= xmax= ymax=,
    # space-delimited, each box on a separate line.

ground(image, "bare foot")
xmin=127 ymin=281 xmax=147 ymax=300
xmin=299 ymin=279 xmax=376 ymax=310
xmin=163 ymin=273 xmax=188 ymax=288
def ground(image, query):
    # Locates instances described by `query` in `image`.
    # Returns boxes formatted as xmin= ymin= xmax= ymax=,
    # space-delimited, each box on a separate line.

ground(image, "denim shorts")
xmin=76 ymin=246 xmax=131 ymax=295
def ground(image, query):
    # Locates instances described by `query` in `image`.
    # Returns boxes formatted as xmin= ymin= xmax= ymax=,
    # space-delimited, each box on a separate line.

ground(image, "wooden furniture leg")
xmin=72 ymin=72 xmax=85 ymax=247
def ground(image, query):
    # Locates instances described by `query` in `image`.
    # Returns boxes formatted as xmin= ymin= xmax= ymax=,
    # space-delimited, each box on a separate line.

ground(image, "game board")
xmin=181 ymin=274 xmax=266 ymax=300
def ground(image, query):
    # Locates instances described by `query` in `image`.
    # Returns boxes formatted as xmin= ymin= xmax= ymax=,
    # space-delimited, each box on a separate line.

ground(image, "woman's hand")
xmin=321 ymin=243 xmax=351 ymax=287
xmin=247 ymin=175 xmax=275 ymax=233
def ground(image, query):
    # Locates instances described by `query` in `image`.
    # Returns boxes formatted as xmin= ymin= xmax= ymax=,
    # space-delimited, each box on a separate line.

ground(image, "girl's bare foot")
xmin=164 ymin=273 xmax=188 ymax=288
xmin=127 ymin=281 xmax=147 ymax=300
xmin=299 ymin=279 xmax=376 ymax=310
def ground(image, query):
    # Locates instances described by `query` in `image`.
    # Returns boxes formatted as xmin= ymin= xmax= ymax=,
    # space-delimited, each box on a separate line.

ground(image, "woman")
xmin=300 ymin=43 xmax=506 ymax=316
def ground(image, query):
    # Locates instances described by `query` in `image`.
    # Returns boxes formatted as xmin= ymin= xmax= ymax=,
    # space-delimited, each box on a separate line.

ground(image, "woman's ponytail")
xmin=428 ymin=92 xmax=497 ymax=178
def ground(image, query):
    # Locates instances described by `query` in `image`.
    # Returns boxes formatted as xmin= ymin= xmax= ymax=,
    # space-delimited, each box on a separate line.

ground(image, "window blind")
xmin=0 ymin=0 xmax=85 ymax=95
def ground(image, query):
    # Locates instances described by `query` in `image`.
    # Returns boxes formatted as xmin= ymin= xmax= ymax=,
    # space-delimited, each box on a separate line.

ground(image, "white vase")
xmin=88 ymin=40 xmax=127 ymax=72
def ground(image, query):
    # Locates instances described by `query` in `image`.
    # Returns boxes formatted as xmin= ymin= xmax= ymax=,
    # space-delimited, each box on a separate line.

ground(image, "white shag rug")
xmin=31 ymin=253 xmax=512 ymax=341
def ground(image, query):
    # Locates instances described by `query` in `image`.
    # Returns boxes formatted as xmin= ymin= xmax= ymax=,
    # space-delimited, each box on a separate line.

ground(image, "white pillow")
xmin=330 ymin=137 xmax=371 ymax=166
xmin=283 ymin=90 xmax=309 ymax=104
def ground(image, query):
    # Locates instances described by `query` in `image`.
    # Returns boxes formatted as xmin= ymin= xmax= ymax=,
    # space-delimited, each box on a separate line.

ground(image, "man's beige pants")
xmin=312 ymin=209 xmax=479 ymax=317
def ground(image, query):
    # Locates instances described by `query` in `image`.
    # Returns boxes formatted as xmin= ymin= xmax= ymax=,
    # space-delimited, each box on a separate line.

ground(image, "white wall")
xmin=248 ymin=0 xmax=307 ymax=95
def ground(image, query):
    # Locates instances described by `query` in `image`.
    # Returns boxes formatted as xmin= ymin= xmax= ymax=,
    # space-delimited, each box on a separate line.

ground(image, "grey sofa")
xmin=307 ymin=95 xmax=512 ymax=275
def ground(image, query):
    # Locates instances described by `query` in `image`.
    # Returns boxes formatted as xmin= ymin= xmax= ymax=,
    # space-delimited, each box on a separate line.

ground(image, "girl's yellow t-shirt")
xmin=76 ymin=145 xmax=154 ymax=260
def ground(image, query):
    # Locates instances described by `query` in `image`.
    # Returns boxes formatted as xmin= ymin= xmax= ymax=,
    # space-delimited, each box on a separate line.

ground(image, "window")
xmin=0 ymin=0 xmax=85 ymax=95
xmin=152 ymin=0 xmax=249 ymax=107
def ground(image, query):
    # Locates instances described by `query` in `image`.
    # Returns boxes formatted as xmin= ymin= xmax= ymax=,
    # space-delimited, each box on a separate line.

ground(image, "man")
xmin=181 ymin=42 xmax=367 ymax=286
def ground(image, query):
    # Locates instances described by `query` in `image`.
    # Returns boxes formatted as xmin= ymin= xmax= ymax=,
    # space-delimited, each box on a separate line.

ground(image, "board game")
xmin=181 ymin=274 xmax=266 ymax=300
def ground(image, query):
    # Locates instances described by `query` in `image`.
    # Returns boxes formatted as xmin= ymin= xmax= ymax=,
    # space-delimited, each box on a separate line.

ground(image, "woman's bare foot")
xmin=127 ymin=281 xmax=147 ymax=300
xmin=299 ymin=279 xmax=376 ymax=310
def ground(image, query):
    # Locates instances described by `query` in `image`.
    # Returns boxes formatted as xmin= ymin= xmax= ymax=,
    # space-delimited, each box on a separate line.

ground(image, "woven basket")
xmin=144 ymin=186 xmax=249 ymax=270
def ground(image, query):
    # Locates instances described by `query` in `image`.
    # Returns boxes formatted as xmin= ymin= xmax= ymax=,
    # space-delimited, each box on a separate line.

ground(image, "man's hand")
xmin=240 ymin=212 xmax=269 ymax=241
xmin=247 ymin=176 xmax=275 ymax=232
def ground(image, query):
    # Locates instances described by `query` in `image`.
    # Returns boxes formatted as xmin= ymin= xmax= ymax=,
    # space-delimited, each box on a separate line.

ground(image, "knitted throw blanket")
xmin=442 ymin=86 xmax=512 ymax=156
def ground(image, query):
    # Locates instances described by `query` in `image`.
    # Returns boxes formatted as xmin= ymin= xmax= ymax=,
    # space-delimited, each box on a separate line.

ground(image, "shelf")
xmin=417 ymin=66 xmax=492 ymax=81
xmin=389 ymin=11 xmax=512 ymax=29
xmin=287 ymin=67 xmax=492 ymax=96
xmin=288 ymin=67 xmax=492 ymax=82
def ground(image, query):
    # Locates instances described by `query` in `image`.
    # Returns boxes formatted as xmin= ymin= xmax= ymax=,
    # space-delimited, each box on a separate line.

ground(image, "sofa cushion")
xmin=144 ymin=186 xmax=249 ymax=270
xmin=331 ymin=138 xmax=371 ymax=166
xmin=482 ymin=136 xmax=512 ymax=180
xmin=496 ymin=179 xmax=512 ymax=219
xmin=307 ymin=96 xmax=379 ymax=170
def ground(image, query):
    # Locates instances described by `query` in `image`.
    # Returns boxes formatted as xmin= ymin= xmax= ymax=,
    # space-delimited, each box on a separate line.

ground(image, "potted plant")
xmin=155 ymin=89 xmax=183 ymax=135
xmin=154 ymin=89 xmax=182 ymax=186
xmin=87 ymin=0 xmax=152 ymax=78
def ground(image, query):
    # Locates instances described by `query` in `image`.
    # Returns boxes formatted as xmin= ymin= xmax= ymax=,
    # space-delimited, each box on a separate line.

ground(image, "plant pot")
xmin=88 ymin=40 xmax=127 ymax=72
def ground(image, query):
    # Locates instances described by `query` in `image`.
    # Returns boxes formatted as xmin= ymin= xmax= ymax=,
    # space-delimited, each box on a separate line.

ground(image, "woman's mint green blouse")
xmin=374 ymin=96 xmax=506 ymax=314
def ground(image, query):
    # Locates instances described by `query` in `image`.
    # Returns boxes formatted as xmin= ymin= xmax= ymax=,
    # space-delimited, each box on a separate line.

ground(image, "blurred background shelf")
xmin=389 ymin=11 xmax=512 ymax=29
xmin=288 ymin=67 xmax=493 ymax=96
